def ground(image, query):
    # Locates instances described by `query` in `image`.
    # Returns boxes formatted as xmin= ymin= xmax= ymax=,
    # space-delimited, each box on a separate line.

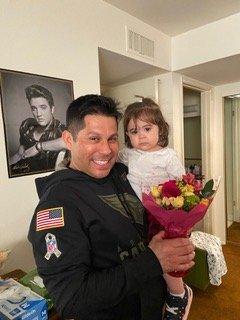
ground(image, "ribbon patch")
xmin=45 ymin=233 xmax=61 ymax=260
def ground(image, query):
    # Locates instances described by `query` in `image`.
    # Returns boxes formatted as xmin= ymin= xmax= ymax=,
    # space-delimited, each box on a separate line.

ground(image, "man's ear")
xmin=51 ymin=106 xmax=55 ymax=114
xmin=62 ymin=130 xmax=74 ymax=150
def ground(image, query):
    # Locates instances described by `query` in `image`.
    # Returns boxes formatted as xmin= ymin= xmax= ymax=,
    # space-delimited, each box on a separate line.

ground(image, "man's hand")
xmin=23 ymin=145 xmax=39 ymax=158
xmin=9 ymin=145 xmax=25 ymax=165
xmin=148 ymin=231 xmax=195 ymax=274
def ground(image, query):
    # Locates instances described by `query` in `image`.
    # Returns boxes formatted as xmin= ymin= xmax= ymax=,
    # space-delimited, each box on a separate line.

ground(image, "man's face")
xmin=30 ymin=97 xmax=54 ymax=127
xmin=63 ymin=114 xmax=119 ymax=179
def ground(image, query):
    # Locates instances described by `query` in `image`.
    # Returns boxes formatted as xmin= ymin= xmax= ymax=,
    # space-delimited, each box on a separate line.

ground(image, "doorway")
xmin=224 ymin=96 xmax=240 ymax=245
xmin=183 ymin=87 xmax=204 ymax=231
xmin=183 ymin=87 xmax=202 ymax=180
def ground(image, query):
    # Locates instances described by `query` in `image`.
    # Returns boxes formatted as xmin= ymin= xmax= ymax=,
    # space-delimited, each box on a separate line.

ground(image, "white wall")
xmin=172 ymin=12 xmax=240 ymax=70
xmin=156 ymin=72 xmax=184 ymax=162
xmin=0 ymin=0 xmax=171 ymax=273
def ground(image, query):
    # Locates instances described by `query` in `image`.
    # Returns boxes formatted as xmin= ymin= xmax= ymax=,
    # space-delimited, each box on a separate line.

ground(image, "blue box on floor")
xmin=0 ymin=278 xmax=48 ymax=320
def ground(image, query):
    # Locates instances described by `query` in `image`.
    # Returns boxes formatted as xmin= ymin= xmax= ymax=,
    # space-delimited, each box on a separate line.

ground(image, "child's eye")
xmin=145 ymin=127 xmax=151 ymax=132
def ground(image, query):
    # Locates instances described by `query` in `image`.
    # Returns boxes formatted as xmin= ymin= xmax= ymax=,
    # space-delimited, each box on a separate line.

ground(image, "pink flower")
xmin=182 ymin=173 xmax=195 ymax=185
xmin=162 ymin=180 xmax=181 ymax=198
xmin=193 ymin=179 xmax=202 ymax=193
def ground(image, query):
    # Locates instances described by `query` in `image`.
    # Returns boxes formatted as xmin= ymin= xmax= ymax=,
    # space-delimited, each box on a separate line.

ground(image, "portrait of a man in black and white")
xmin=0 ymin=70 xmax=73 ymax=178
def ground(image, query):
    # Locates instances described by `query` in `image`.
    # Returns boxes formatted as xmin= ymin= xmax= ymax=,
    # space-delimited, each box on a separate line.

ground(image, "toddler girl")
xmin=118 ymin=98 xmax=193 ymax=320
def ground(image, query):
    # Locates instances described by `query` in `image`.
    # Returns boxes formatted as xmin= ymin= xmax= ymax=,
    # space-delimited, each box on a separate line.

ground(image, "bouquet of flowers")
xmin=142 ymin=173 xmax=219 ymax=277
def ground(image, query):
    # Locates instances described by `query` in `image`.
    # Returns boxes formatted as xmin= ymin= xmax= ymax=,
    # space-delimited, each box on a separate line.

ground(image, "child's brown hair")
xmin=124 ymin=98 xmax=169 ymax=148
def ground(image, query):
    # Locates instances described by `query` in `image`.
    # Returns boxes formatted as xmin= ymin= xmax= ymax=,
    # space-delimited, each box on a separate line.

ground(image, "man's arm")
xmin=40 ymin=138 xmax=66 ymax=152
xmin=9 ymin=145 xmax=25 ymax=165
xmin=23 ymin=138 xmax=66 ymax=159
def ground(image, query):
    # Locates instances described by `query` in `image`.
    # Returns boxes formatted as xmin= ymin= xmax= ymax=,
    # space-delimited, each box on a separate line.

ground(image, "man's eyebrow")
xmin=31 ymin=104 xmax=48 ymax=107
xmin=86 ymin=131 xmax=101 ymax=135
xmin=109 ymin=133 xmax=118 ymax=138
xmin=86 ymin=131 xmax=118 ymax=136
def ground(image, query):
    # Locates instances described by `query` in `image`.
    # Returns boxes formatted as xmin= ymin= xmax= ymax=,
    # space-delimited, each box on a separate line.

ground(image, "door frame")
xmin=232 ymin=101 xmax=240 ymax=223
xmin=224 ymin=98 xmax=235 ymax=228
xmin=182 ymin=76 xmax=214 ymax=234
xmin=212 ymin=82 xmax=240 ymax=243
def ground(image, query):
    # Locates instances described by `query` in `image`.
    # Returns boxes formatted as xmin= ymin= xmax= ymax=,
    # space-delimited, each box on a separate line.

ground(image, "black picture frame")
xmin=0 ymin=69 xmax=74 ymax=178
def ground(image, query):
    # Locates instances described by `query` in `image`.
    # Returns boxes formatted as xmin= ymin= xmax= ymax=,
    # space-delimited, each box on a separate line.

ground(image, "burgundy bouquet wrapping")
xmin=142 ymin=173 xmax=218 ymax=277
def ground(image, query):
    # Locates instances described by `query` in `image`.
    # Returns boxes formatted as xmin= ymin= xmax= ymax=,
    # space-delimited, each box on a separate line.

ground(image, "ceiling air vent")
xmin=126 ymin=27 xmax=155 ymax=60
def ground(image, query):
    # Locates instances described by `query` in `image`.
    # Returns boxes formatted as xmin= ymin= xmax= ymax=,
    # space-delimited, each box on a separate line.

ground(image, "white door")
xmin=232 ymin=98 xmax=240 ymax=222
xmin=224 ymin=98 xmax=234 ymax=227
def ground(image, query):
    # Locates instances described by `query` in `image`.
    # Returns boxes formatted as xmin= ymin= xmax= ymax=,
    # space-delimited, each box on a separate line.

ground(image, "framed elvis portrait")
xmin=0 ymin=69 xmax=74 ymax=178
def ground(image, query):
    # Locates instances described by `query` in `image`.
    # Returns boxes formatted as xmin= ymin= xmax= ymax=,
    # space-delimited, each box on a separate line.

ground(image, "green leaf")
xmin=203 ymin=190 xmax=215 ymax=197
xmin=201 ymin=179 xmax=214 ymax=198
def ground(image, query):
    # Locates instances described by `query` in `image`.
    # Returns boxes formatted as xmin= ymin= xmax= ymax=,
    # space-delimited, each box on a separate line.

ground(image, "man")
xmin=28 ymin=94 xmax=195 ymax=320
xmin=10 ymin=84 xmax=66 ymax=175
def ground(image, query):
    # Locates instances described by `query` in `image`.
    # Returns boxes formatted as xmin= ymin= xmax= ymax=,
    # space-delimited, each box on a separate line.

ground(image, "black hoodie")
xmin=28 ymin=163 xmax=166 ymax=320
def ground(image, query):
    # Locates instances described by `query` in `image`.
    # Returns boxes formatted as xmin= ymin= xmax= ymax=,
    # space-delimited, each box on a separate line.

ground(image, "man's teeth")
xmin=94 ymin=160 xmax=109 ymax=165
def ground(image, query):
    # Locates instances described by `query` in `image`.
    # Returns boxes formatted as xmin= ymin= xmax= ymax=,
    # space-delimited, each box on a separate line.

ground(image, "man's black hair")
xmin=25 ymin=84 xmax=54 ymax=107
xmin=66 ymin=94 xmax=121 ymax=139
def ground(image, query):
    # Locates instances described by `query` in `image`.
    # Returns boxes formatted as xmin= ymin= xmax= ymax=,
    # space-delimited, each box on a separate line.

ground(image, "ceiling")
xmin=178 ymin=54 xmax=240 ymax=86
xmin=99 ymin=47 xmax=240 ymax=88
xmin=104 ymin=0 xmax=240 ymax=36
xmin=99 ymin=48 xmax=165 ymax=87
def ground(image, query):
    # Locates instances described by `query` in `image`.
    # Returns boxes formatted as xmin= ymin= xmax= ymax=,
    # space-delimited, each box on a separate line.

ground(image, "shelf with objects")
xmin=185 ymin=158 xmax=204 ymax=181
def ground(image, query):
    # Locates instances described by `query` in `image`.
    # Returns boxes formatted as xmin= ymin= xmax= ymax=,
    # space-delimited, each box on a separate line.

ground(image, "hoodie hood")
xmin=35 ymin=165 xmax=122 ymax=199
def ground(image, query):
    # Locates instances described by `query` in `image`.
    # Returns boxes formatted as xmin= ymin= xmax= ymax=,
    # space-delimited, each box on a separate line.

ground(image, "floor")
xmin=188 ymin=243 xmax=239 ymax=320
xmin=227 ymin=221 xmax=240 ymax=244
xmin=188 ymin=221 xmax=240 ymax=319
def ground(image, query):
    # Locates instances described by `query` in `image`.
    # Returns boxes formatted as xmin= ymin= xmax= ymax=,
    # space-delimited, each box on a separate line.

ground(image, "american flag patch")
xmin=36 ymin=207 xmax=64 ymax=231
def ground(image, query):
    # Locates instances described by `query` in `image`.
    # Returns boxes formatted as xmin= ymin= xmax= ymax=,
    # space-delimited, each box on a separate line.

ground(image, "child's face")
xmin=127 ymin=118 xmax=161 ymax=152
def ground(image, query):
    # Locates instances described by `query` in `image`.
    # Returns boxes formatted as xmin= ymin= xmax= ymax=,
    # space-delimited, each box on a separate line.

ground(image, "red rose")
xmin=162 ymin=180 xmax=181 ymax=197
